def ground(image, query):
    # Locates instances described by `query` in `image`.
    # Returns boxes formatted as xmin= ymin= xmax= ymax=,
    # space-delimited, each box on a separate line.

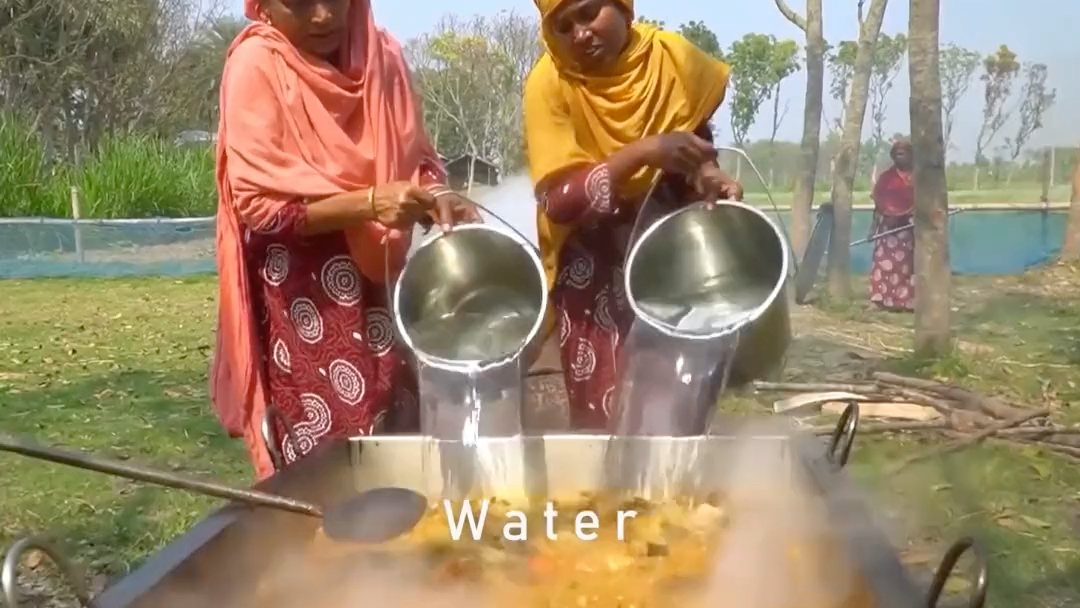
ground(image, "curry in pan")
xmin=294 ymin=493 xmax=876 ymax=608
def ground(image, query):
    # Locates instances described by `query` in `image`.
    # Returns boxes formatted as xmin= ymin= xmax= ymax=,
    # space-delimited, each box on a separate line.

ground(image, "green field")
xmin=0 ymin=107 xmax=1069 ymax=220
xmin=1 ymin=271 xmax=1079 ymax=606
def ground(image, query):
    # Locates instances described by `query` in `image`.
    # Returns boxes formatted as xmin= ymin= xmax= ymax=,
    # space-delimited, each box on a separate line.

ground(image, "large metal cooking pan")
xmin=3 ymin=422 xmax=986 ymax=608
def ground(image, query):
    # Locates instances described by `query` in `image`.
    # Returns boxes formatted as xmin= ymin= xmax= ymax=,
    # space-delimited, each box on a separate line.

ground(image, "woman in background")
xmin=868 ymin=139 xmax=915 ymax=312
xmin=523 ymin=0 xmax=742 ymax=430
xmin=213 ymin=0 xmax=478 ymax=478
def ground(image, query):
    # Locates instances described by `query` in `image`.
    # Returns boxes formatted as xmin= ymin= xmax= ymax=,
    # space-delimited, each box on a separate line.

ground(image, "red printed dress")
xmin=248 ymin=168 xmax=445 ymax=466
xmin=539 ymin=125 xmax=711 ymax=430
xmin=868 ymin=167 xmax=915 ymax=311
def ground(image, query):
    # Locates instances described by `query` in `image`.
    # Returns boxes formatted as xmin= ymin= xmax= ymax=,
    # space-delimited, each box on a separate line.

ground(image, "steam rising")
xmin=471 ymin=176 xmax=539 ymax=246
xmin=153 ymin=545 xmax=492 ymax=608
xmin=409 ymin=175 xmax=538 ymax=253
xmin=705 ymin=420 xmax=862 ymax=608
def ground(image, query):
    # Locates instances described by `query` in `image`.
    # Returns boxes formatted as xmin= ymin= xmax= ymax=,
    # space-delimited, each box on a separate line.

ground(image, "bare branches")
xmin=406 ymin=11 xmax=540 ymax=174
xmin=938 ymin=44 xmax=981 ymax=155
xmin=974 ymin=45 xmax=1020 ymax=164
xmin=1005 ymin=63 xmax=1056 ymax=162
xmin=866 ymin=33 xmax=907 ymax=166
xmin=772 ymin=0 xmax=807 ymax=32
xmin=0 ymin=0 xmax=229 ymax=159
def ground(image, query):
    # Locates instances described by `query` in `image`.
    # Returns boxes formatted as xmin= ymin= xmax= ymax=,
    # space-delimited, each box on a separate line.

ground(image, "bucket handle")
xmin=2 ymin=536 xmax=92 ymax=607
xmin=714 ymin=146 xmax=797 ymax=275
xmin=620 ymin=147 xmax=797 ymax=275
xmin=622 ymin=175 xmax=665 ymax=270
xmin=382 ymin=198 xmax=541 ymax=310
xmin=472 ymin=200 xmax=540 ymax=255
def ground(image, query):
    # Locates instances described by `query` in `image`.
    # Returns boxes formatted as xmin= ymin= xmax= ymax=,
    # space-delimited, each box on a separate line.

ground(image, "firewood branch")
xmin=889 ymin=408 xmax=1051 ymax=473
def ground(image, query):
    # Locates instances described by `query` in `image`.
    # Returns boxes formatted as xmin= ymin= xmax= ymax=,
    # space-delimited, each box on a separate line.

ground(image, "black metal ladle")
xmin=0 ymin=433 xmax=428 ymax=544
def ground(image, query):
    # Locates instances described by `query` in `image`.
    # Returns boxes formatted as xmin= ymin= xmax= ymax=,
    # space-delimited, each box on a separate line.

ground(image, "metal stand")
xmin=2 ymin=536 xmax=91 ymax=607
xmin=927 ymin=537 xmax=989 ymax=608
xmin=826 ymin=400 xmax=860 ymax=469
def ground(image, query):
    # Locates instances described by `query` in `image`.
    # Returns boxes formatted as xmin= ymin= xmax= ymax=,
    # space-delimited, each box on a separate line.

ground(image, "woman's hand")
xmin=368 ymin=182 xmax=437 ymax=228
xmin=692 ymin=165 xmax=743 ymax=204
xmin=426 ymin=191 xmax=483 ymax=232
xmin=641 ymin=132 xmax=717 ymax=176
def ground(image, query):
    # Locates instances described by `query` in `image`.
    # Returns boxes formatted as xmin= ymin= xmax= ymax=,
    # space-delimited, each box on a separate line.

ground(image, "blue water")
xmin=0 ymin=184 xmax=1066 ymax=279
xmin=820 ymin=208 xmax=1064 ymax=275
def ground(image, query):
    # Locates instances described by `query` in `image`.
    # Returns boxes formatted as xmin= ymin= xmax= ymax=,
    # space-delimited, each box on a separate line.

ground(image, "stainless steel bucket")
xmin=392 ymin=223 xmax=548 ymax=371
xmin=623 ymin=200 xmax=792 ymax=384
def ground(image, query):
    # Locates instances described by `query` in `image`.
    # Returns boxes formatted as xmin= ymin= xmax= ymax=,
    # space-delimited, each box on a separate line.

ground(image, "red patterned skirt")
xmin=868 ymin=214 xmax=915 ymax=311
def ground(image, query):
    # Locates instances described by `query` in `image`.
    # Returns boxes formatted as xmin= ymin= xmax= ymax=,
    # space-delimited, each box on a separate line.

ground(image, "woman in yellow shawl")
xmin=524 ymin=0 xmax=742 ymax=429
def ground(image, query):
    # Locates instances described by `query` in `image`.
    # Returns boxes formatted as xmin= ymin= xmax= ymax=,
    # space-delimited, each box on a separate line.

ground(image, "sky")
xmin=225 ymin=0 xmax=1080 ymax=161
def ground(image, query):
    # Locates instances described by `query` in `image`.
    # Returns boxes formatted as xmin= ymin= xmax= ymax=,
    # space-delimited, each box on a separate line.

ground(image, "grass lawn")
xmin=0 ymin=276 xmax=247 ymax=575
xmin=781 ymin=266 xmax=1080 ymax=607
xmin=1 ymin=268 xmax=1079 ymax=606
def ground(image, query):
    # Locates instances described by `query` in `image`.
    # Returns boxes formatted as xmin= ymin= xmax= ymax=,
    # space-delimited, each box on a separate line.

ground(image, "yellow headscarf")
xmin=524 ymin=0 xmax=731 ymax=294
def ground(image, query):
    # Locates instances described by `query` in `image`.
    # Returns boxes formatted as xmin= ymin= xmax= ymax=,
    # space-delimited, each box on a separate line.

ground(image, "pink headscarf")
xmin=213 ymin=0 xmax=443 ymax=477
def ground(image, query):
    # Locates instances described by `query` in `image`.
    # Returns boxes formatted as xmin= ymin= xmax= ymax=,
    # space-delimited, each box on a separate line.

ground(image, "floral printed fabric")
xmin=868 ymin=213 xmax=915 ymax=311
xmin=246 ymin=203 xmax=418 ymax=466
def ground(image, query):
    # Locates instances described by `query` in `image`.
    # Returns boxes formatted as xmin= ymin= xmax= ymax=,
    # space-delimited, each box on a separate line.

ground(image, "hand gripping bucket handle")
xmin=382 ymin=200 xmax=542 ymax=307
xmin=385 ymin=199 xmax=547 ymax=373
xmin=623 ymin=146 xmax=798 ymax=276
xmin=262 ymin=200 xmax=541 ymax=469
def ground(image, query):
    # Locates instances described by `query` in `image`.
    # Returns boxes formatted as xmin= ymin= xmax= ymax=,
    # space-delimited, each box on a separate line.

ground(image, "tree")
xmin=825 ymin=41 xmax=857 ymax=134
xmin=678 ymin=20 xmax=723 ymax=58
xmin=726 ymin=34 xmax=795 ymax=146
xmin=1060 ymin=151 xmax=1080 ymax=261
xmin=773 ymin=0 xmax=825 ymax=258
xmin=909 ymin=0 xmax=950 ymax=355
xmin=765 ymin=41 xmax=802 ymax=185
xmin=866 ymin=33 xmax=907 ymax=176
xmin=938 ymin=44 xmax=981 ymax=156
xmin=1004 ymin=63 xmax=1055 ymax=165
xmin=407 ymin=12 xmax=541 ymax=180
xmin=0 ymin=0 xmax=226 ymax=160
xmin=824 ymin=0 xmax=891 ymax=302
xmin=161 ymin=16 xmax=248 ymax=132
xmin=974 ymin=45 xmax=1020 ymax=164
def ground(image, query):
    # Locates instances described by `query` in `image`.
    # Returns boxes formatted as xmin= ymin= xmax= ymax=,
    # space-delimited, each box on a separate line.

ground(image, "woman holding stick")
xmin=868 ymin=139 xmax=915 ymax=312
xmin=212 ymin=0 xmax=479 ymax=478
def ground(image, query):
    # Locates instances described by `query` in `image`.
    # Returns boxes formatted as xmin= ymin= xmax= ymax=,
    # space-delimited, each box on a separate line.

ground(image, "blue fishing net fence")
xmin=0 ymin=206 xmax=1066 ymax=279
xmin=810 ymin=206 xmax=1065 ymax=275
xmin=0 ymin=217 xmax=217 ymax=278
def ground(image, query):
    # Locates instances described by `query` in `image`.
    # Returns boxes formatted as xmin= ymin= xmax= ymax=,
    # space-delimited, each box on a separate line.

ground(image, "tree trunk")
xmin=787 ymin=0 xmax=825 ymax=259
xmin=825 ymin=0 xmax=890 ymax=302
xmin=1058 ymin=151 xmax=1080 ymax=260
xmin=909 ymin=0 xmax=951 ymax=356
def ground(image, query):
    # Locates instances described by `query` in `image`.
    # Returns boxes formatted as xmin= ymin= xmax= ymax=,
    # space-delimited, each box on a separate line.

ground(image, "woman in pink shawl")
xmin=868 ymin=139 xmax=915 ymax=311
xmin=213 ymin=0 xmax=479 ymax=479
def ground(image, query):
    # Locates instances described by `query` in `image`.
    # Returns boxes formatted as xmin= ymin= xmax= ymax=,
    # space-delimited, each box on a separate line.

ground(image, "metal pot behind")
xmin=624 ymin=200 xmax=791 ymax=385
xmin=392 ymin=223 xmax=548 ymax=371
